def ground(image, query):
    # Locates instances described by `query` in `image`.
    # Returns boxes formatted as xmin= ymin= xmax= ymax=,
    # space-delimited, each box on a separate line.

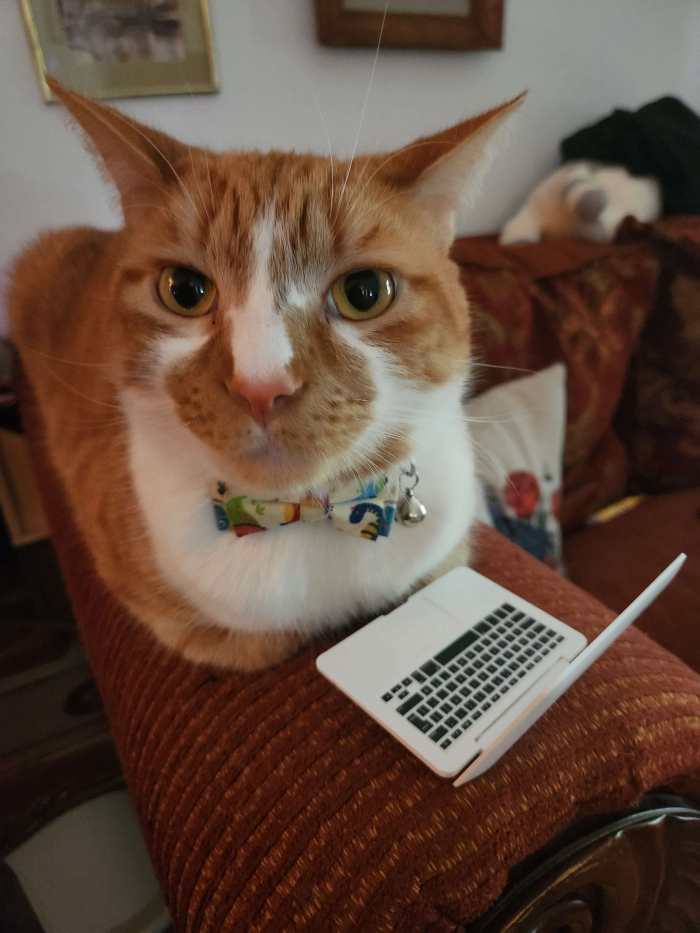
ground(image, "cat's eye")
xmin=329 ymin=269 xmax=395 ymax=321
xmin=157 ymin=266 xmax=217 ymax=317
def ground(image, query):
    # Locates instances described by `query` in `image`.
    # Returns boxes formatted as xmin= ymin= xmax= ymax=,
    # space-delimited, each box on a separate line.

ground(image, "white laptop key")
xmin=317 ymin=554 xmax=686 ymax=785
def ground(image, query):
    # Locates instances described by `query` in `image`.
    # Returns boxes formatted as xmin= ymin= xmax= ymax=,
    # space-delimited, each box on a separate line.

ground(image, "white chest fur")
xmin=123 ymin=395 xmax=476 ymax=636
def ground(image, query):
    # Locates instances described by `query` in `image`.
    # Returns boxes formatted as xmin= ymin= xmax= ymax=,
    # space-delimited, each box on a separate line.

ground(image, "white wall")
xmin=1 ymin=0 xmax=697 ymax=272
xmin=681 ymin=3 xmax=700 ymax=111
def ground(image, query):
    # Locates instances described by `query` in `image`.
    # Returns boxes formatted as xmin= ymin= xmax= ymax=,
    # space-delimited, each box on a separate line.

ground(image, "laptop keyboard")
xmin=381 ymin=603 xmax=564 ymax=751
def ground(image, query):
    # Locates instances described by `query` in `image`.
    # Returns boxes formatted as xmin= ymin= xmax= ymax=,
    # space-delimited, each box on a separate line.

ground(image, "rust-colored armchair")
xmin=21 ymin=406 xmax=700 ymax=930
xmin=14 ymin=218 xmax=700 ymax=930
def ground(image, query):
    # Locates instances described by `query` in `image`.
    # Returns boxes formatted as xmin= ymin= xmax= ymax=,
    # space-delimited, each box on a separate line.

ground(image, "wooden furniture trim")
xmin=0 ymin=717 xmax=123 ymax=859
xmin=0 ymin=430 xmax=48 ymax=547
xmin=468 ymin=797 xmax=700 ymax=932
xmin=315 ymin=0 xmax=503 ymax=50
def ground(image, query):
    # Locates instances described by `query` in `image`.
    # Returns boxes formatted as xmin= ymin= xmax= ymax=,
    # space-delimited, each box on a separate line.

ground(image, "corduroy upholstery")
xmin=565 ymin=487 xmax=700 ymax=674
xmin=22 ymin=392 xmax=700 ymax=933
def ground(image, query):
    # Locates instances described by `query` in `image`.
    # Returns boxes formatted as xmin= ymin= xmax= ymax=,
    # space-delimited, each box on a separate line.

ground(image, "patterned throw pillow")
xmin=466 ymin=364 xmax=566 ymax=572
xmin=453 ymin=232 xmax=659 ymax=529
xmin=615 ymin=217 xmax=700 ymax=492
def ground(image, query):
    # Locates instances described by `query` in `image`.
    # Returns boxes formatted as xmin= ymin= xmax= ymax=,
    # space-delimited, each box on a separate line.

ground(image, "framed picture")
xmin=20 ymin=0 xmax=218 ymax=102
xmin=315 ymin=0 xmax=503 ymax=51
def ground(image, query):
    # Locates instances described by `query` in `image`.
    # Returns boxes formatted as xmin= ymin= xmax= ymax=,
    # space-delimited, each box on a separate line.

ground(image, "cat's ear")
xmin=46 ymin=76 xmax=187 ymax=211
xmin=378 ymin=93 xmax=526 ymax=247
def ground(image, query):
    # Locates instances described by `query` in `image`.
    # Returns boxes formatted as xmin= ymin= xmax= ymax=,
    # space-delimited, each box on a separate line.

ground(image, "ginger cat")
xmin=10 ymin=79 xmax=522 ymax=670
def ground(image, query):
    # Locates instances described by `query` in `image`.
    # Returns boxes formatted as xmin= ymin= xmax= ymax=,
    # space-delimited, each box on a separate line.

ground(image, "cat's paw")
xmin=175 ymin=624 xmax=305 ymax=671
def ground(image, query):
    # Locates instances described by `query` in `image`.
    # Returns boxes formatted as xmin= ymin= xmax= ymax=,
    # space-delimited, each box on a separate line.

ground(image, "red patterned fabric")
xmin=616 ymin=217 xmax=700 ymax=492
xmin=452 ymin=234 xmax=659 ymax=529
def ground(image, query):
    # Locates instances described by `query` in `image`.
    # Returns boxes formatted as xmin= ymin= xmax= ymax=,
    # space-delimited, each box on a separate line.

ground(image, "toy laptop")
xmin=317 ymin=555 xmax=686 ymax=786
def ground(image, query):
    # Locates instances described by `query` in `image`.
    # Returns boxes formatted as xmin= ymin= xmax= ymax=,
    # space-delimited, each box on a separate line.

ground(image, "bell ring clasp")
xmin=398 ymin=461 xmax=427 ymax=526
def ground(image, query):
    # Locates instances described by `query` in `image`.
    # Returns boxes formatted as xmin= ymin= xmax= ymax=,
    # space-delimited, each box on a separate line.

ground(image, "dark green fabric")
xmin=561 ymin=97 xmax=700 ymax=216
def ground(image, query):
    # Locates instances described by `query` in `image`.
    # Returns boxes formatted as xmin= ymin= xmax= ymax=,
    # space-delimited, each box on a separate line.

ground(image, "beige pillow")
xmin=466 ymin=363 xmax=566 ymax=572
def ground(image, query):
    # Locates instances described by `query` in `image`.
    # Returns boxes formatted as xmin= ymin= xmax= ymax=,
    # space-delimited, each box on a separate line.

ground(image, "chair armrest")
xmin=20 ymin=385 xmax=700 ymax=932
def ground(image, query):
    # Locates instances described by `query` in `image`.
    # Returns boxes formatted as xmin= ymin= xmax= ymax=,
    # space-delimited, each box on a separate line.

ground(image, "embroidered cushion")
xmin=466 ymin=363 xmax=566 ymax=572
xmin=453 ymin=232 xmax=659 ymax=529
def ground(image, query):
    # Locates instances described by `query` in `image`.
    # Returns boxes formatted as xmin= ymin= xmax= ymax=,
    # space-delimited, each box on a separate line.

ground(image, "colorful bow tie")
xmin=211 ymin=475 xmax=399 ymax=542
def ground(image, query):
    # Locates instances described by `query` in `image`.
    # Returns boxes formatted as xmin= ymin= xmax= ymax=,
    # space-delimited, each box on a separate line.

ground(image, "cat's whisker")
xmin=188 ymin=145 xmax=212 ymax=224
xmin=336 ymin=440 xmax=381 ymax=478
xmin=68 ymin=415 xmax=127 ymax=429
xmin=122 ymin=169 xmax=178 ymax=193
xmin=376 ymin=405 xmax=456 ymax=422
xmin=346 ymin=180 xmax=415 ymax=226
xmin=335 ymin=0 xmax=389 ymax=220
xmin=343 ymin=139 xmax=454 ymax=226
xmin=333 ymin=449 xmax=368 ymax=488
xmin=120 ymin=177 xmax=186 ymax=223
xmin=175 ymin=63 xmax=213 ymax=224
xmin=203 ymin=148 xmax=216 ymax=226
xmin=343 ymin=141 xmax=455 ymax=225
xmin=471 ymin=448 xmax=501 ymax=483
xmin=18 ymin=344 xmax=114 ymax=368
xmin=345 ymin=431 xmax=409 ymax=476
xmin=44 ymin=367 xmax=122 ymax=410
xmin=81 ymin=94 xmax=201 ymax=217
xmin=471 ymin=362 xmax=537 ymax=376
xmin=369 ymin=413 xmax=459 ymax=433
xmin=469 ymin=436 xmax=519 ymax=496
xmin=62 ymin=406 xmax=125 ymax=422
xmin=123 ymin=202 xmax=174 ymax=216
xmin=393 ymin=410 xmax=531 ymax=428
xmin=380 ymin=403 xmax=532 ymax=428
xmin=303 ymin=81 xmax=335 ymax=216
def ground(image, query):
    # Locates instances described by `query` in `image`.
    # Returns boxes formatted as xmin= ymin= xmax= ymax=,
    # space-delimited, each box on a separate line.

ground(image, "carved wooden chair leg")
xmin=466 ymin=794 xmax=700 ymax=933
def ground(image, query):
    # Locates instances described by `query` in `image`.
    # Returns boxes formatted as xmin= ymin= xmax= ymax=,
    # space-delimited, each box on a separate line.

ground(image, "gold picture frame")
xmin=20 ymin=0 xmax=218 ymax=102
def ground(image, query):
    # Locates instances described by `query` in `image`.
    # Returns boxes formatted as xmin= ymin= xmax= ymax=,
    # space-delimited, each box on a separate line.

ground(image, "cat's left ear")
xmin=378 ymin=93 xmax=526 ymax=248
xmin=46 ymin=76 xmax=188 ymax=213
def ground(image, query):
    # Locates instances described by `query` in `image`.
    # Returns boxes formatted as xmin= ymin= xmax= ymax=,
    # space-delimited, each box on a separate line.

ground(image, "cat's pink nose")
xmin=226 ymin=374 xmax=303 ymax=427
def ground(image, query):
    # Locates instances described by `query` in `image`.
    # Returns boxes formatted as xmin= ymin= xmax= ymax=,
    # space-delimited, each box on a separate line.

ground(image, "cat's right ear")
xmin=46 ymin=76 xmax=187 ymax=211
xmin=372 ymin=93 xmax=525 ymax=250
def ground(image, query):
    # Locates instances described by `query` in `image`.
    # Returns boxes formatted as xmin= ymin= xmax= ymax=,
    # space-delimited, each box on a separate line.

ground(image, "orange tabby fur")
xmin=10 ymin=80 xmax=522 ymax=669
